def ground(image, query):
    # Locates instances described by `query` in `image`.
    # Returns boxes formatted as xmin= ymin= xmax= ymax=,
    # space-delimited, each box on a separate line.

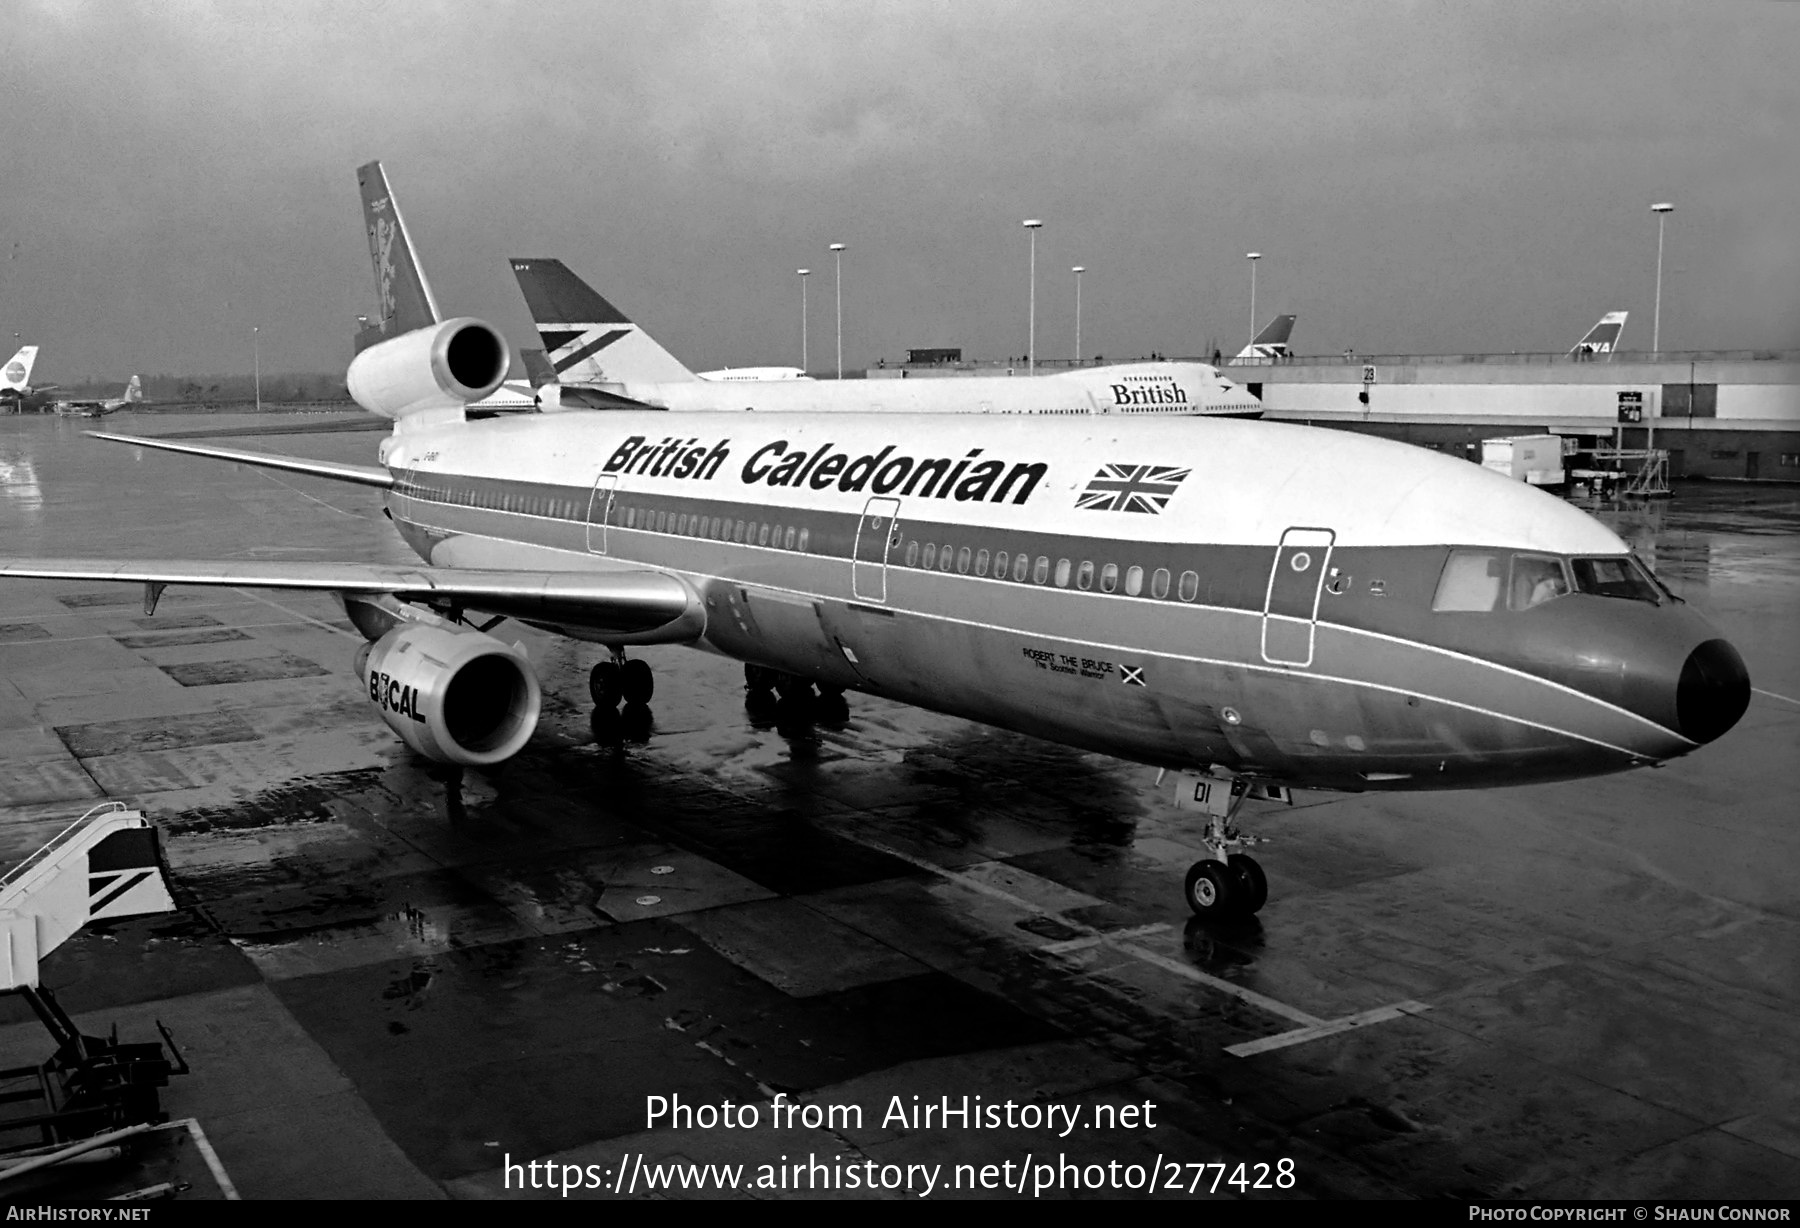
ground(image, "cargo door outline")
xmin=852 ymin=497 xmax=901 ymax=602
xmin=1261 ymin=527 xmax=1335 ymax=667
xmin=585 ymin=475 xmax=619 ymax=554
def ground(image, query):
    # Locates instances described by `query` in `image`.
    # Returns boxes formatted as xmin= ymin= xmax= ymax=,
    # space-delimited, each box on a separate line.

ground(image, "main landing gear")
xmin=1168 ymin=769 xmax=1283 ymax=921
xmin=743 ymin=664 xmax=849 ymax=723
xmin=591 ymin=649 xmax=654 ymax=708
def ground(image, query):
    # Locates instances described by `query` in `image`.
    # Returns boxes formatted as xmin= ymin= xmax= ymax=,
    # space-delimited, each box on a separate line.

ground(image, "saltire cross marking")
xmin=550 ymin=329 xmax=631 ymax=374
xmin=1121 ymin=665 xmax=1147 ymax=686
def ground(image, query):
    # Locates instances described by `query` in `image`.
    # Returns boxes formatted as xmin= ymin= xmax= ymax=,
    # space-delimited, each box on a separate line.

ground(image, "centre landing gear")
xmin=1168 ymin=769 xmax=1281 ymax=920
xmin=743 ymin=665 xmax=848 ymax=723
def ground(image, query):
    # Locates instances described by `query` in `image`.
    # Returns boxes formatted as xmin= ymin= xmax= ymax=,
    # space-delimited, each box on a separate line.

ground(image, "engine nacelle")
xmin=353 ymin=623 xmax=541 ymax=766
xmin=346 ymin=317 xmax=509 ymax=419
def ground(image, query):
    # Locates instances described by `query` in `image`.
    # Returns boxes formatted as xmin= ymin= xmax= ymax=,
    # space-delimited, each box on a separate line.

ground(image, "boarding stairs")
xmin=0 ymin=803 xmax=187 ymax=1160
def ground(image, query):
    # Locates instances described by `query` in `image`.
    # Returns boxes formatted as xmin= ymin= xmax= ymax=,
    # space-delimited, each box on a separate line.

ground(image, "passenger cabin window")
xmin=798 ymin=527 xmax=811 ymax=552
xmin=1077 ymin=560 xmax=1094 ymax=590
xmin=1572 ymin=556 xmax=1661 ymax=604
xmin=1178 ymin=570 xmax=1199 ymax=602
xmin=1125 ymin=565 xmax=1144 ymax=596
xmin=1012 ymin=554 xmax=1030 ymax=582
xmin=1510 ymin=554 xmax=1570 ymax=611
xmin=995 ymin=550 xmax=1010 ymax=578
xmin=956 ymin=547 xmax=971 ymax=573
xmin=975 ymin=549 xmax=990 ymax=576
xmin=1152 ymin=568 xmax=1171 ymax=599
xmin=1033 ymin=556 xmax=1050 ymax=584
xmin=905 ymin=540 xmax=920 ymax=567
xmin=1100 ymin=563 xmax=1119 ymax=594
xmin=923 ymin=543 xmax=937 ymax=569
xmin=1054 ymin=558 xmax=1071 ymax=587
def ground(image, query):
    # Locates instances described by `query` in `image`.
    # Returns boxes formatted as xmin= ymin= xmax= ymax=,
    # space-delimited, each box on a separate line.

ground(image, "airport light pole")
xmin=797 ymin=269 xmax=811 ymax=374
xmin=1650 ymin=203 xmax=1674 ymax=354
xmin=253 ymin=325 xmax=261 ymax=412
xmin=1023 ymin=220 xmax=1043 ymax=374
xmin=829 ymin=243 xmax=846 ymax=379
xmin=1245 ymin=252 xmax=1262 ymax=353
xmin=1071 ymin=266 xmax=1085 ymax=364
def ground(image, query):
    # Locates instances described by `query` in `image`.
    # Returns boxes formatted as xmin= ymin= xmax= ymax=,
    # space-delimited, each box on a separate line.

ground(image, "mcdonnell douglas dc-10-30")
xmin=0 ymin=162 xmax=1750 ymax=919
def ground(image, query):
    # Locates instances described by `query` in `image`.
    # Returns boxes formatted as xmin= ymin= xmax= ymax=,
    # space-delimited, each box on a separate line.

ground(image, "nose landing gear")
xmin=1168 ymin=770 xmax=1284 ymax=920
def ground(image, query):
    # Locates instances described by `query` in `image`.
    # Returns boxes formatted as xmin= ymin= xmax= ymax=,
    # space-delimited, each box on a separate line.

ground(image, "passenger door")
xmin=585 ymin=474 xmax=618 ymax=554
xmin=851 ymin=497 xmax=901 ymax=602
xmin=1261 ymin=527 xmax=1335 ymax=667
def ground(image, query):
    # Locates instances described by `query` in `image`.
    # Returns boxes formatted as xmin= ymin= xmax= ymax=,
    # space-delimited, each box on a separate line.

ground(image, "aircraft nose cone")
xmin=1676 ymin=638 xmax=1750 ymax=744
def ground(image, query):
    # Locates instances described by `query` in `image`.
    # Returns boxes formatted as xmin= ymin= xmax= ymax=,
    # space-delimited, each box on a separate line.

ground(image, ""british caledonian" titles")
xmin=601 ymin=436 xmax=1049 ymax=505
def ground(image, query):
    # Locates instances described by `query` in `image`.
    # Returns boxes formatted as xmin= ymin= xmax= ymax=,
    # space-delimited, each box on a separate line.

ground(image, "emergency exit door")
xmin=1261 ymin=527 xmax=1335 ymax=667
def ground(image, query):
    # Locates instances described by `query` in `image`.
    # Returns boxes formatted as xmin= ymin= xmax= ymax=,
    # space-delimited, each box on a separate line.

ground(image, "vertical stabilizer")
xmin=1231 ymin=314 xmax=1297 ymax=364
xmin=508 ymin=257 xmax=698 ymax=384
xmin=356 ymin=161 xmax=442 ymax=347
xmin=122 ymin=374 xmax=143 ymax=403
xmin=1570 ymin=311 xmax=1627 ymax=356
xmin=1 ymin=346 xmax=39 ymax=393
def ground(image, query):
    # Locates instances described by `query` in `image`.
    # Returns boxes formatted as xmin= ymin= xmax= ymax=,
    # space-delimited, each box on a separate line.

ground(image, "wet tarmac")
xmin=1 ymin=410 xmax=1796 ymax=1200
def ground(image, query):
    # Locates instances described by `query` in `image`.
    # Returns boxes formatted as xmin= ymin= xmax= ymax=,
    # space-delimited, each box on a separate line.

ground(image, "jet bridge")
xmin=0 ymin=802 xmax=188 ymax=1160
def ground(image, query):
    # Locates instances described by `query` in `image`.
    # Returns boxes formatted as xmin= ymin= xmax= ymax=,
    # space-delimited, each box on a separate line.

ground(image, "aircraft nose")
xmin=1676 ymin=638 xmax=1751 ymax=744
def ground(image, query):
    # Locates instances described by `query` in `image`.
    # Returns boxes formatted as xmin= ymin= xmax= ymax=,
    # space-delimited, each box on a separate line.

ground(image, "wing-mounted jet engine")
xmin=347 ymin=595 xmax=541 ymax=766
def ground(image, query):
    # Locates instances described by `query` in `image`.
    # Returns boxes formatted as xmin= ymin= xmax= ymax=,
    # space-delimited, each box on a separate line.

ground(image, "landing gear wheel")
xmin=1228 ymin=853 xmax=1268 ymax=916
xmin=814 ymin=685 xmax=849 ymax=722
xmin=774 ymin=673 xmax=814 ymax=703
xmin=620 ymin=658 xmax=654 ymax=706
xmin=589 ymin=660 xmax=622 ymax=708
xmin=745 ymin=664 xmax=778 ymax=691
xmin=1184 ymin=860 xmax=1237 ymax=920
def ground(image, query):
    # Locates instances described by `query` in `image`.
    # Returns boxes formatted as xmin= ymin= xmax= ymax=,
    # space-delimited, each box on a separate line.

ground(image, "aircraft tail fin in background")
xmin=1570 ymin=311 xmax=1627 ymax=356
xmin=1 ymin=346 xmax=39 ymax=393
xmin=518 ymin=349 xmax=557 ymax=388
xmin=508 ymin=258 xmax=698 ymax=385
xmin=121 ymin=374 xmax=143 ymax=404
xmin=355 ymin=161 xmax=441 ymax=350
xmin=1230 ymin=314 xmax=1296 ymax=364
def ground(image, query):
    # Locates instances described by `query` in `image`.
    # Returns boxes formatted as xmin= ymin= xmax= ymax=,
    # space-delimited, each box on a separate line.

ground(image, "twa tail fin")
xmin=1231 ymin=314 xmax=1296 ymax=364
xmin=508 ymin=257 xmax=697 ymax=384
xmin=1570 ymin=310 xmax=1627 ymax=356
xmin=355 ymin=161 xmax=441 ymax=348
xmin=1 ymin=346 xmax=38 ymax=393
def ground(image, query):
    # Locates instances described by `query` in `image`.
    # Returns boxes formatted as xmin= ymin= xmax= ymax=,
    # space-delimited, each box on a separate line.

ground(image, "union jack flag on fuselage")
xmin=1076 ymin=463 xmax=1191 ymax=514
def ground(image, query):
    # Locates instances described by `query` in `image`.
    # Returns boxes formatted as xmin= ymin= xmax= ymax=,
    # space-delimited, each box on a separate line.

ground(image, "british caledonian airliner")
xmin=0 ymin=162 xmax=1750 ymax=920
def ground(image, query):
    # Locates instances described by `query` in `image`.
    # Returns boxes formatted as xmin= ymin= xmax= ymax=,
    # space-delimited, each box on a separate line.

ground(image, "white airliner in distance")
xmin=53 ymin=374 xmax=143 ymax=417
xmin=698 ymin=366 xmax=813 ymax=382
xmin=1 ymin=346 xmax=41 ymax=405
xmin=0 ymin=161 xmax=1751 ymax=921
xmin=509 ymin=257 xmax=1265 ymax=419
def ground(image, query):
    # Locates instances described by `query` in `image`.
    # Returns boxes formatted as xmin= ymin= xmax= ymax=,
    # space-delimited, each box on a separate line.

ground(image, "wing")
xmin=87 ymin=430 xmax=394 ymax=488
xmin=0 ymin=559 xmax=698 ymax=638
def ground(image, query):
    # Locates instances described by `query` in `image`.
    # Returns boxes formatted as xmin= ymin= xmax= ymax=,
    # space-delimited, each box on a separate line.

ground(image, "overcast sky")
xmin=7 ymin=0 xmax=1797 ymax=382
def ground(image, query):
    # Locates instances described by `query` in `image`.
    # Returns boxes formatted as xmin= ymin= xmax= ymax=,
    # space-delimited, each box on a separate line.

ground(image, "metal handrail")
xmin=0 ymin=801 xmax=130 ymax=892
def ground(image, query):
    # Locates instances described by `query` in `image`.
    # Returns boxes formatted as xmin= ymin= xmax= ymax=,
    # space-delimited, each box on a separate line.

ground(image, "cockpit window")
xmin=1432 ymin=550 xmax=1503 ymax=612
xmin=1509 ymin=554 xmax=1570 ymax=611
xmin=1572 ymin=555 xmax=1661 ymax=604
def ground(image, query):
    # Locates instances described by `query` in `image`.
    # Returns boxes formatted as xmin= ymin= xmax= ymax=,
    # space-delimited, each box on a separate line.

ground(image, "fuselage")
xmin=604 ymin=362 xmax=1263 ymax=418
xmin=378 ymin=411 xmax=1748 ymax=792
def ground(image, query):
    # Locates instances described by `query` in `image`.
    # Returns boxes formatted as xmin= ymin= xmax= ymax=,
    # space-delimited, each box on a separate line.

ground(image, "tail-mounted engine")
xmin=346 ymin=317 xmax=508 ymax=419
xmin=352 ymin=621 xmax=541 ymax=766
